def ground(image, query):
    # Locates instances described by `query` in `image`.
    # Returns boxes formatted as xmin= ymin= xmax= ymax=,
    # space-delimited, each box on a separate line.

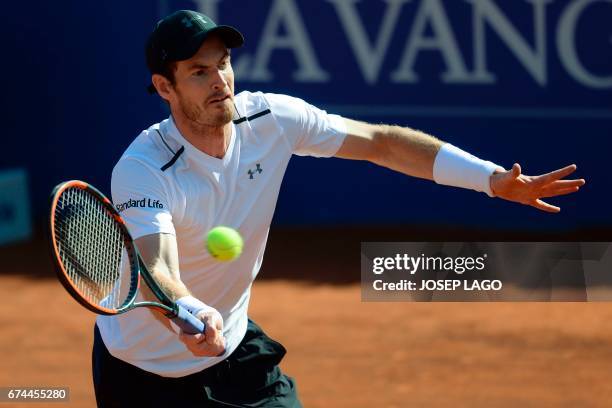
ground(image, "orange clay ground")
xmin=1 ymin=228 xmax=612 ymax=407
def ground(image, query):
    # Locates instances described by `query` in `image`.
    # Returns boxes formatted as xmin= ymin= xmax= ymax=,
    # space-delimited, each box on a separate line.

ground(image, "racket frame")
xmin=49 ymin=180 xmax=178 ymax=318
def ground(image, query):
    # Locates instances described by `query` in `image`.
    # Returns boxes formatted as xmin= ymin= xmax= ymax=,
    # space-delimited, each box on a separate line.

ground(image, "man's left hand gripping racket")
xmin=49 ymin=180 xmax=205 ymax=334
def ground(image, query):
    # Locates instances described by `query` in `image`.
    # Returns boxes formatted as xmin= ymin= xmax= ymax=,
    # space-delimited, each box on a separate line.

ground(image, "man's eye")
xmin=193 ymin=70 xmax=204 ymax=77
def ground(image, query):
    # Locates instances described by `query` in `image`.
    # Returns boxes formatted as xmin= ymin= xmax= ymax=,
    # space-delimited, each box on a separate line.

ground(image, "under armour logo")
xmin=194 ymin=15 xmax=208 ymax=25
xmin=181 ymin=17 xmax=192 ymax=28
xmin=183 ymin=15 xmax=207 ymax=29
xmin=247 ymin=164 xmax=263 ymax=179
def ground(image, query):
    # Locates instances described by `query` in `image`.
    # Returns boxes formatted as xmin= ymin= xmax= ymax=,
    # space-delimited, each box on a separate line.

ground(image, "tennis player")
xmin=93 ymin=10 xmax=585 ymax=407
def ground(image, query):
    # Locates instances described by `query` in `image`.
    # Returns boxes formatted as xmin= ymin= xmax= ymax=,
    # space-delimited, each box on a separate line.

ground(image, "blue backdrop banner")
xmin=3 ymin=0 xmax=610 ymax=229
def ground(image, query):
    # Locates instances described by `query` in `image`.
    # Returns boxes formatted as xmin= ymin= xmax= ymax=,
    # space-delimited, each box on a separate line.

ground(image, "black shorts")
xmin=92 ymin=319 xmax=302 ymax=407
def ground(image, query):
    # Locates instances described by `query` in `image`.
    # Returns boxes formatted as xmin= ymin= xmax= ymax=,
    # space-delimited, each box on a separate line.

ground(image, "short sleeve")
xmin=263 ymin=93 xmax=347 ymax=157
xmin=111 ymin=158 xmax=175 ymax=239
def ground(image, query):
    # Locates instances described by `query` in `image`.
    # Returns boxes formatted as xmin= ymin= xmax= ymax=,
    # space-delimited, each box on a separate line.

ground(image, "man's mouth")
xmin=209 ymin=94 xmax=231 ymax=104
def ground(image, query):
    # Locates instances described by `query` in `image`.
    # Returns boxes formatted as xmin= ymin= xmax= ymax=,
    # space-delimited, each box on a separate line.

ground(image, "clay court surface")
xmin=2 ymin=228 xmax=612 ymax=407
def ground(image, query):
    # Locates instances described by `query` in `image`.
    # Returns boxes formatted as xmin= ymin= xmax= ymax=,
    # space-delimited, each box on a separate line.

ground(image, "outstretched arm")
xmin=334 ymin=118 xmax=585 ymax=212
xmin=334 ymin=118 xmax=442 ymax=180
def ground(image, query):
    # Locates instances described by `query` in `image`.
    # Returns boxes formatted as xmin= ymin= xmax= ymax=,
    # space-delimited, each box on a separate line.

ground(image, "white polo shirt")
xmin=97 ymin=91 xmax=347 ymax=377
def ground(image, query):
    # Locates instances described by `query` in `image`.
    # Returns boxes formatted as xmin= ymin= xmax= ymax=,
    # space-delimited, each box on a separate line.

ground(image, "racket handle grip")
xmin=172 ymin=304 xmax=206 ymax=334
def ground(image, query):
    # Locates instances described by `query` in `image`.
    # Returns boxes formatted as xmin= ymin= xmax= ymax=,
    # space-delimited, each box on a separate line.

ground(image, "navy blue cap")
xmin=145 ymin=10 xmax=244 ymax=94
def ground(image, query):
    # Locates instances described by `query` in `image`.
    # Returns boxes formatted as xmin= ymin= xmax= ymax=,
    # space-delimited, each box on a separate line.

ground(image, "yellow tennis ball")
xmin=206 ymin=226 xmax=243 ymax=261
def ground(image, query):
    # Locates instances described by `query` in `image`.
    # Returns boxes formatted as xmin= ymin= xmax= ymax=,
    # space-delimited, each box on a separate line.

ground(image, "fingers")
xmin=179 ymin=327 xmax=226 ymax=357
xmin=531 ymin=199 xmax=561 ymax=213
xmin=179 ymin=331 xmax=206 ymax=346
xmin=546 ymin=179 xmax=586 ymax=189
xmin=539 ymin=186 xmax=580 ymax=198
xmin=179 ymin=309 xmax=226 ymax=357
xmin=535 ymin=164 xmax=578 ymax=185
xmin=197 ymin=310 xmax=224 ymax=336
xmin=497 ymin=163 xmax=583 ymax=212
xmin=204 ymin=323 xmax=225 ymax=348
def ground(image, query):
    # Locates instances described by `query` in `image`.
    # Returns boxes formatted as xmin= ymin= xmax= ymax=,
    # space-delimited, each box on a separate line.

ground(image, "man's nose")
xmin=211 ymin=69 xmax=228 ymax=91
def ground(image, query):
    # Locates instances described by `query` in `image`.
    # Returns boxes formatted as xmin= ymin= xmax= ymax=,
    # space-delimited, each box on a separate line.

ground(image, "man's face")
xmin=168 ymin=35 xmax=235 ymax=127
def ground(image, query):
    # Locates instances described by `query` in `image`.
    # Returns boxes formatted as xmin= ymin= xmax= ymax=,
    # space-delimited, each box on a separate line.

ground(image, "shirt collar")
xmin=161 ymin=115 xmax=237 ymax=169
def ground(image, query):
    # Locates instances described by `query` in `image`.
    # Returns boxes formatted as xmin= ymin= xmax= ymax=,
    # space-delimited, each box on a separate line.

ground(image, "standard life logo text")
xmin=115 ymin=198 xmax=163 ymax=213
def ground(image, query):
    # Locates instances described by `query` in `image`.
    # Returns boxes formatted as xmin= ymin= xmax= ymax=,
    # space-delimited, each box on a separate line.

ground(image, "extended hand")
xmin=490 ymin=163 xmax=585 ymax=213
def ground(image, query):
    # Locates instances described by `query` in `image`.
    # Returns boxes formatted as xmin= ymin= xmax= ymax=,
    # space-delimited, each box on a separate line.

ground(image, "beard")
xmin=178 ymin=94 xmax=233 ymax=129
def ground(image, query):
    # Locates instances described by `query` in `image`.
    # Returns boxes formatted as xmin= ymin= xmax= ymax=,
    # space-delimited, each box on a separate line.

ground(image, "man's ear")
xmin=152 ymin=74 xmax=174 ymax=101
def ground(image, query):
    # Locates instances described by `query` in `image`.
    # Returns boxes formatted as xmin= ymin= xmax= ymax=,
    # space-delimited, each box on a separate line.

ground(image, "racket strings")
xmin=54 ymin=188 xmax=134 ymax=310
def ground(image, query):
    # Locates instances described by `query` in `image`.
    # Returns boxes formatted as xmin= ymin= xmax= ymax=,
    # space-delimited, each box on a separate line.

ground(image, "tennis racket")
xmin=49 ymin=180 xmax=205 ymax=334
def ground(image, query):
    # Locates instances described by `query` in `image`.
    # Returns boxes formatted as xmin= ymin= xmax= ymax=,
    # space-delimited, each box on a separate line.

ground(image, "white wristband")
xmin=433 ymin=143 xmax=504 ymax=197
xmin=176 ymin=296 xmax=213 ymax=317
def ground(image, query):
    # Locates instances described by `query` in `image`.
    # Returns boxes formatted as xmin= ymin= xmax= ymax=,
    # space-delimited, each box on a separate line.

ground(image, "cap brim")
xmin=210 ymin=25 xmax=244 ymax=49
